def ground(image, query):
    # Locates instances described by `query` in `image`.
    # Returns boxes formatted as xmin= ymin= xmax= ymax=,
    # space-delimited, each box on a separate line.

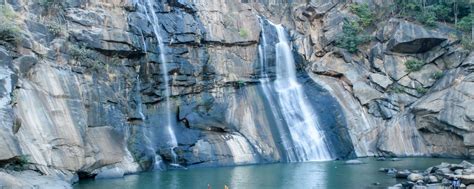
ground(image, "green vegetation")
xmin=456 ymin=14 xmax=473 ymax=32
xmin=396 ymin=0 xmax=472 ymax=26
xmin=389 ymin=0 xmax=473 ymax=49
xmin=233 ymin=80 xmax=245 ymax=88
xmin=17 ymin=155 xmax=29 ymax=166
xmin=415 ymin=11 xmax=437 ymax=27
xmin=38 ymin=0 xmax=61 ymax=8
xmin=0 ymin=5 xmax=20 ymax=43
xmin=349 ymin=3 xmax=375 ymax=27
xmin=335 ymin=20 xmax=371 ymax=53
xmin=239 ymin=28 xmax=249 ymax=38
xmin=70 ymin=45 xmax=92 ymax=61
xmin=38 ymin=0 xmax=64 ymax=17
xmin=431 ymin=71 xmax=444 ymax=80
xmin=10 ymin=155 xmax=30 ymax=171
xmin=46 ymin=21 xmax=63 ymax=37
xmin=390 ymin=85 xmax=405 ymax=93
xmin=404 ymin=59 xmax=425 ymax=72
xmin=460 ymin=36 xmax=474 ymax=50
xmin=416 ymin=86 xmax=428 ymax=95
xmin=237 ymin=80 xmax=245 ymax=87
xmin=109 ymin=55 xmax=122 ymax=65
xmin=69 ymin=44 xmax=103 ymax=71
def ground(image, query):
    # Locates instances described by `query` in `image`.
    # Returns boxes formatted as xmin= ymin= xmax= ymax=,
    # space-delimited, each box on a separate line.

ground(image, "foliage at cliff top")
xmin=395 ymin=0 xmax=472 ymax=28
xmin=0 ymin=5 xmax=20 ymax=43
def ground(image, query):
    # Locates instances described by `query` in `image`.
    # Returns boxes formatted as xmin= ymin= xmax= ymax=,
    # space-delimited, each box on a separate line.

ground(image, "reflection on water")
xmin=75 ymin=158 xmax=460 ymax=189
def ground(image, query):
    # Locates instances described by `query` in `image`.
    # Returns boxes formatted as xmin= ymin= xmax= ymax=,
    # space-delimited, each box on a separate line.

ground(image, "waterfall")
xmin=140 ymin=0 xmax=179 ymax=165
xmin=258 ymin=18 xmax=332 ymax=162
xmin=136 ymin=75 xmax=146 ymax=121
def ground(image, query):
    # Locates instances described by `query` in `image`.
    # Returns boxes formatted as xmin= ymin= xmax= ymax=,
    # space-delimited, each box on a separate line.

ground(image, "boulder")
xmin=395 ymin=170 xmax=411 ymax=178
xmin=416 ymin=179 xmax=425 ymax=185
xmin=435 ymin=47 xmax=470 ymax=69
xmin=458 ymin=175 xmax=474 ymax=185
xmin=460 ymin=161 xmax=474 ymax=169
xmin=385 ymin=19 xmax=447 ymax=53
xmin=427 ymin=175 xmax=439 ymax=183
xmin=402 ymin=181 xmax=416 ymax=188
xmin=353 ymin=81 xmax=383 ymax=105
xmin=369 ymin=73 xmax=392 ymax=89
xmin=463 ymin=169 xmax=473 ymax=175
xmin=408 ymin=173 xmax=425 ymax=182
xmin=408 ymin=64 xmax=441 ymax=87
xmin=387 ymin=168 xmax=398 ymax=175
xmin=436 ymin=168 xmax=453 ymax=175
xmin=384 ymin=54 xmax=409 ymax=81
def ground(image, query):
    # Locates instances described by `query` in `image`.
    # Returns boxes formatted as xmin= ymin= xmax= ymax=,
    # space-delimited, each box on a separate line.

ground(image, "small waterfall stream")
xmin=140 ymin=0 xmax=179 ymax=165
xmin=258 ymin=18 xmax=332 ymax=162
xmin=136 ymin=75 xmax=146 ymax=121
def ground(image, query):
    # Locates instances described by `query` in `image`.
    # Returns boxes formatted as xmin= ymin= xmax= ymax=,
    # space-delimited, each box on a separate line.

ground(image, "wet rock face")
xmin=0 ymin=0 xmax=473 ymax=187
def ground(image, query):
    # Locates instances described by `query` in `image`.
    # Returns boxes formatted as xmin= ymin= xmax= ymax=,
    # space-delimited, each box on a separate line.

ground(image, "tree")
xmin=453 ymin=0 xmax=459 ymax=24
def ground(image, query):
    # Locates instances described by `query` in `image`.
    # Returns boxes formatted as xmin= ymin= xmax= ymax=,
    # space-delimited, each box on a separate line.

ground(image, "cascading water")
xmin=136 ymin=75 xmax=146 ymax=121
xmin=140 ymin=0 xmax=179 ymax=165
xmin=258 ymin=18 xmax=332 ymax=162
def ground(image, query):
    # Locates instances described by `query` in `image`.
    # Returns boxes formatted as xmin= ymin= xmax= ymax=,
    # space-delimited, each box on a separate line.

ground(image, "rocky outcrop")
xmin=0 ymin=0 xmax=472 ymax=188
xmin=0 ymin=170 xmax=72 ymax=189
xmin=412 ymin=53 xmax=474 ymax=157
xmin=385 ymin=161 xmax=474 ymax=188
xmin=384 ymin=19 xmax=448 ymax=53
xmin=301 ymin=0 xmax=472 ymax=158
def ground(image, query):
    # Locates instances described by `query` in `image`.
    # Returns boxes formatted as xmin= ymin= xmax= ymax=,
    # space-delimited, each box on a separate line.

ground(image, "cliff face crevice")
xmin=0 ymin=0 xmax=472 ymax=188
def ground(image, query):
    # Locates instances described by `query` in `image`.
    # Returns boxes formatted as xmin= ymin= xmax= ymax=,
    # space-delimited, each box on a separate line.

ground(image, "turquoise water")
xmin=74 ymin=158 xmax=461 ymax=189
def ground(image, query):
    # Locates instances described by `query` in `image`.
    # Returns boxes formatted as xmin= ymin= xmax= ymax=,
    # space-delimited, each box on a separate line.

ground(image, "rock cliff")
xmin=0 ymin=0 xmax=472 ymax=188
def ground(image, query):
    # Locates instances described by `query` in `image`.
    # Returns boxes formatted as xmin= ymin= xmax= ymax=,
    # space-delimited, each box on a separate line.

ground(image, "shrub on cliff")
xmin=416 ymin=86 xmax=428 ymax=95
xmin=0 ymin=5 xmax=20 ymax=43
xmin=431 ymin=71 xmax=444 ymax=80
xmin=404 ymin=59 xmax=425 ymax=72
xmin=335 ymin=20 xmax=371 ymax=53
xmin=349 ymin=3 xmax=374 ymax=27
xmin=69 ymin=44 xmax=104 ymax=71
xmin=239 ymin=28 xmax=249 ymax=38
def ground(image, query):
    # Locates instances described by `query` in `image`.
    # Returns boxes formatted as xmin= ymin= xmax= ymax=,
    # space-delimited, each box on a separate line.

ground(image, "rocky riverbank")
xmin=382 ymin=161 xmax=474 ymax=189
